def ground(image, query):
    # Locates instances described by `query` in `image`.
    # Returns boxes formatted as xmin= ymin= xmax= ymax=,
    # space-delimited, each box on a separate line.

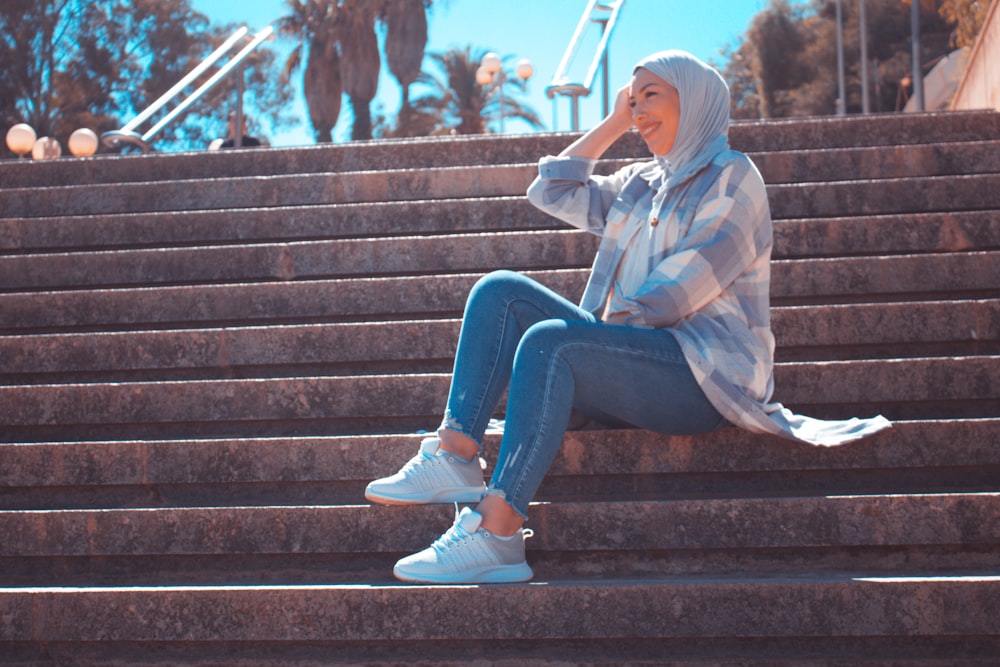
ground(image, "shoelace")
xmin=431 ymin=522 xmax=472 ymax=555
xmin=399 ymin=450 xmax=437 ymax=477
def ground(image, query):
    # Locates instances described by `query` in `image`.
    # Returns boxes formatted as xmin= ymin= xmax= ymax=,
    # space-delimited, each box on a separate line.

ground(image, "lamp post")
xmin=910 ymin=0 xmax=925 ymax=111
xmin=835 ymin=0 xmax=846 ymax=115
xmin=477 ymin=52 xmax=534 ymax=133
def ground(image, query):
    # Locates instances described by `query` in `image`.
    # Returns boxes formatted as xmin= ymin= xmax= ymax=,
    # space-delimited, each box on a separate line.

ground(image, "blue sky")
xmin=192 ymin=0 xmax=778 ymax=145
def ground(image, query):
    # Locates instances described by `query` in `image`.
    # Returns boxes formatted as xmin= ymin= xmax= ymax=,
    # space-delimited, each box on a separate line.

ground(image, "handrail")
xmin=545 ymin=0 xmax=625 ymax=131
xmin=102 ymin=26 xmax=273 ymax=153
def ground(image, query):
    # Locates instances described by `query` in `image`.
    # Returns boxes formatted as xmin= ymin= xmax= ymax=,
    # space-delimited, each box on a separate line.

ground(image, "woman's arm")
xmin=558 ymin=85 xmax=634 ymax=159
xmin=526 ymin=86 xmax=637 ymax=233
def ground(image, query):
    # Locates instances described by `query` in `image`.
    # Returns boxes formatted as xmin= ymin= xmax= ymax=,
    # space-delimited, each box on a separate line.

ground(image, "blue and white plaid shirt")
xmin=527 ymin=151 xmax=891 ymax=446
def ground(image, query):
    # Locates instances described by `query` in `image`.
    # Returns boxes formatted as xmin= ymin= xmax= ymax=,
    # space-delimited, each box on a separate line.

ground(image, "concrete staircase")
xmin=1 ymin=111 xmax=998 ymax=665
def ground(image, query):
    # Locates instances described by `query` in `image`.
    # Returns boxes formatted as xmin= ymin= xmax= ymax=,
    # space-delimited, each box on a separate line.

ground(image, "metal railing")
xmin=545 ymin=0 xmax=625 ymax=131
xmin=102 ymin=25 xmax=273 ymax=153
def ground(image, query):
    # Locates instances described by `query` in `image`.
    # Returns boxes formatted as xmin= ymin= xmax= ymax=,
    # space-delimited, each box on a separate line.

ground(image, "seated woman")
xmin=365 ymin=49 xmax=890 ymax=585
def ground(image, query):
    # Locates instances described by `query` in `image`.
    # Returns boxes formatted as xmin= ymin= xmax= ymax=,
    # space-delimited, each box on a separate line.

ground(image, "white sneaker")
xmin=364 ymin=437 xmax=487 ymax=505
xmin=393 ymin=507 xmax=534 ymax=584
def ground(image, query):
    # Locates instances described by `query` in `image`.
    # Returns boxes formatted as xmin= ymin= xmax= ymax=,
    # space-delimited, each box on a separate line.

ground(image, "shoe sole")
xmin=364 ymin=485 xmax=486 ymax=505
xmin=393 ymin=562 xmax=534 ymax=584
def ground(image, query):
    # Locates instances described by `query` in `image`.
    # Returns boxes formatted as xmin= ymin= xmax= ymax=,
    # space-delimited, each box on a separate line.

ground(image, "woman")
xmin=365 ymin=50 xmax=890 ymax=584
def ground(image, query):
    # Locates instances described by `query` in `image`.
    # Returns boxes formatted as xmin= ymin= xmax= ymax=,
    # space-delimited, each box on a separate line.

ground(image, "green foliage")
xmin=387 ymin=45 xmax=542 ymax=138
xmin=722 ymin=0 xmax=964 ymax=119
xmin=1 ymin=0 xmax=294 ymax=156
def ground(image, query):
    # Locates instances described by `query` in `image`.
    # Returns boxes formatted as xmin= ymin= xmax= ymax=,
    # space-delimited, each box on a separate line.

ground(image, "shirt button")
xmin=650 ymin=217 xmax=659 ymax=227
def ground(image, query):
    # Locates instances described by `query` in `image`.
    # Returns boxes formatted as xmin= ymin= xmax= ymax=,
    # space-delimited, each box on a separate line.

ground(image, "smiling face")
xmin=629 ymin=67 xmax=681 ymax=156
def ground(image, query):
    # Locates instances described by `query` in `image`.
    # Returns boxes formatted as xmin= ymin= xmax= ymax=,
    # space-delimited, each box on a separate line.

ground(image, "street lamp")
xmin=5 ymin=123 xmax=36 ymax=158
xmin=477 ymin=52 xmax=534 ymax=133
xmin=31 ymin=136 xmax=61 ymax=160
xmin=69 ymin=128 xmax=99 ymax=157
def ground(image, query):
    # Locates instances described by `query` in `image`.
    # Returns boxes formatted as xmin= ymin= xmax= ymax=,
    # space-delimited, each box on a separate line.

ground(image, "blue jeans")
xmin=441 ymin=270 xmax=727 ymax=519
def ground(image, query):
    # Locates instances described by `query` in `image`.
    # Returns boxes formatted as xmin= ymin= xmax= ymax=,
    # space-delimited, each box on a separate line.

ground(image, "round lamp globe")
xmin=69 ymin=128 xmax=99 ymax=157
xmin=32 ymin=137 xmax=62 ymax=160
xmin=6 ymin=123 xmax=36 ymax=156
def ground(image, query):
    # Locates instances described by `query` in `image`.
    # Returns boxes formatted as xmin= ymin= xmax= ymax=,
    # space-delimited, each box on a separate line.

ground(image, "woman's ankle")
xmin=437 ymin=428 xmax=479 ymax=461
xmin=476 ymin=493 xmax=524 ymax=537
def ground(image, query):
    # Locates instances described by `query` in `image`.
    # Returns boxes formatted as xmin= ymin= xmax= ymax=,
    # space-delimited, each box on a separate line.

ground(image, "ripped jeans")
xmin=441 ymin=270 xmax=727 ymax=519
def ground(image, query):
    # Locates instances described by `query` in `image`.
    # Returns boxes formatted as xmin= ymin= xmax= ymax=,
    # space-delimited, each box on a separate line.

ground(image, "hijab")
xmin=633 ymin=50 xmax=731 ymax=188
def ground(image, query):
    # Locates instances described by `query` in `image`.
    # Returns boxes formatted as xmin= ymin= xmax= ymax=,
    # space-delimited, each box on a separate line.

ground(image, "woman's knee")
xmin=517 ymin=319 xmax=571 ymax=360
xmin=467 ymin=270 xmax=533 ymax=310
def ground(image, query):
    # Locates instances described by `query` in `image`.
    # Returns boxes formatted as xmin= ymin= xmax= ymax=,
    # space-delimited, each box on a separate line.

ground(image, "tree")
xmin=745 ymin=1 xmax=807 ymax=118
xmin=280 ymin=0 xmax=434 ymax=142
xmin=938 ymin=0 xmax=993 ymax=47
xmin=339 ymin=0 xmax=382 ymax=140
xmin=383 ymin=0 xmax=429 ymax=136
xmin=280 ymin=0 xmax=342 ymax=142
xmin=404 ymin=46 xmax=543 ymax=137
xmin=722 ymin=0 xmax=957 ymax=118
xmin=719 ymin=41 xmax=761 ymax=120
xmin=0 ymin=0 xmax=294 ymax=156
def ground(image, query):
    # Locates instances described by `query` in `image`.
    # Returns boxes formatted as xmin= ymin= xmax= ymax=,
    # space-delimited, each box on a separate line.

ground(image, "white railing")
xmin=545 ymin=0 xmax=625 ymax=131
xmin=102 ymin=26 xmax=273 ymax=153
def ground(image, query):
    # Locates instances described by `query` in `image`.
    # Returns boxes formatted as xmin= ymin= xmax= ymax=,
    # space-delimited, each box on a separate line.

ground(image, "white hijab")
xmin=633 ymin=50 xmax=731 ymax=187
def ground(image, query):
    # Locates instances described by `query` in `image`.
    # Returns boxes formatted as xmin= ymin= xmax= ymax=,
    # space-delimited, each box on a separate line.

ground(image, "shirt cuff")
xmin=538 ymin=155 xmax=596 ymax=181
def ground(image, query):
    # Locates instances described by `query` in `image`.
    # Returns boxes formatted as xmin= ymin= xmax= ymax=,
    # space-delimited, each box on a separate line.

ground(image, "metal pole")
xmin=122 ymin=27 xmax=249 ymax=134
xmin=498 ymin=72 xmax=506 ymax=133
xmin=235 ymin=61 xmax=245 ymax=149
xmin=598 ymin=18 xmax=610 ymax=118
xmin=836 ymin=0 xmax=846 ymax=115
xmin=911 ymin=0 xmax=925 ymax=111
xmin=860 ymin=0 xmax=869 ymax=113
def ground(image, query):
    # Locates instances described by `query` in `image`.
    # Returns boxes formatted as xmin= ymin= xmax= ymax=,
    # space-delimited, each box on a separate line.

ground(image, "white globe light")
xmin=516 ymin=58 xmax=534 ymax=80
xmin=68 ymin=128 xmax=99 ymax=157
xmin=475 ymin=66 xmax=494 ymax=86
xmin=481 ymin=52 xmax=502 ymax=74
xmin=6 ymin=123 xmax=36 ymax=156
xmin=32 ymin=136 xmax=62 ymax=160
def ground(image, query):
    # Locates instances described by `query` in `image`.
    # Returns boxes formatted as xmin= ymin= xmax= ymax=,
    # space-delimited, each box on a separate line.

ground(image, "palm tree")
xmin=278 ymin=0 xmax=341 ymax=142
xmin=383 ymin=0 xmax=428 ymax=124
xmin=338 ymin=0 xmax=381 ymax=140
xmin=412 ymin=46 xmax=543 ymax=135
xmin=280 ymin=0 xmax=433 ymax=142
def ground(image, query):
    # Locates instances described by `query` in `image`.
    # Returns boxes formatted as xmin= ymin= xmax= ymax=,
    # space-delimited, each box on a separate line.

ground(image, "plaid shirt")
xmin=527 ymin=152 xmax=891 ymax=446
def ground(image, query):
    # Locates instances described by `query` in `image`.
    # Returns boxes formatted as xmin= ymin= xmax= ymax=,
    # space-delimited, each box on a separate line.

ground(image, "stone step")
xmin=4 ymin=163 xmax=1000 ymax=220
xmin=5 ymin=205 xmax=999 ymax=258
xmin=0 ymin=197 xmax=554 ymax=253
xmin=0 ymin=356 xmax=996 ymax=442
xmin=1 ymin=300 xmax=995 ymax=384
xmin=1 ymin=110 xmax=996 ymax=189
xmin=0 ymin=164 xmax=539 ymax=219
xmin=3 ymin=253 xmax=997 ymax=333
xmin=5 ymin=639 xmax=998 ymax=667
xmin=3 ymin=419 xmax=996 ymax=509
xmin=0 ymin=577 xmax=996 ymax=652
xmin=0 ymin=230 xmax=599 ymax=291
xmin=751 ymin=139 xmax=1000 ymax=184
xmin=769 ymin=173 xmax=1000 ymax=219
xmin=1 ymin=493 xmax=997 ymax=586
xmin=5 ymin=210 xmax=1000 ymax=289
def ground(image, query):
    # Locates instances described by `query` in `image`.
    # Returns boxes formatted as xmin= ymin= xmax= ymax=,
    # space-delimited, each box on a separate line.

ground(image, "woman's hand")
xmin=609 ymin=83 xmax=635 ymax=133
xmin=557 ymin=83 xmax=635 ymax=160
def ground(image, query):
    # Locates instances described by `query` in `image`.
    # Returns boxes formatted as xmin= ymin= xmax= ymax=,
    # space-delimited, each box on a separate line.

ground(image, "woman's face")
xmin=629 ymin=68 xmax=681 ymax=156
